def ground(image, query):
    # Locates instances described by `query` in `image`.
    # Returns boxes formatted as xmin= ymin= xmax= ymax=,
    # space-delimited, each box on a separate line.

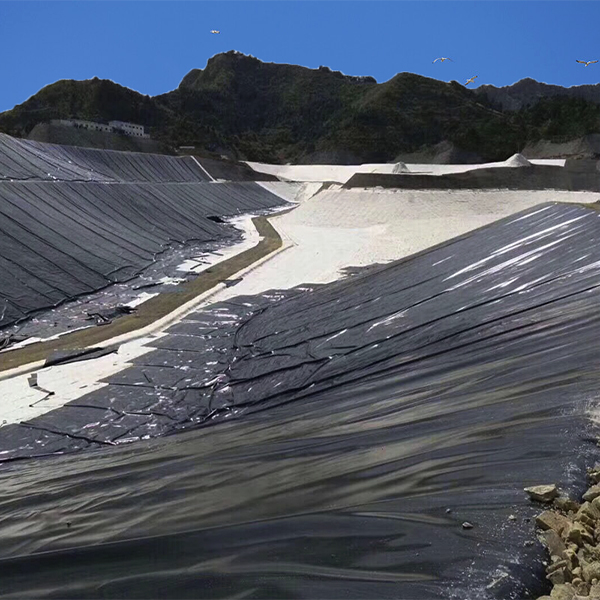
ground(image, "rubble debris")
xmin=534 ymin=491 xmax=600 ymax=598
xmin=555 ymin=496 xmax=582 ymax=514
xmin=525 ymin=484 xmax=559 ymax=503
xmin=27 ymin=372 xmax=55 ymax=405
xmin=587 ymin=465 xmax=600 ymax=484
xmin=583 ymin=485 xmax=600 ymax=502
xmin=536 ymin=511 xmax=573 ymax=535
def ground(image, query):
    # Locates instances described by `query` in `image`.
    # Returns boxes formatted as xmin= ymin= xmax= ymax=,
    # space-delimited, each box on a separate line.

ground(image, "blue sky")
xmin=2 ymin=1 xmax=600 ymax=112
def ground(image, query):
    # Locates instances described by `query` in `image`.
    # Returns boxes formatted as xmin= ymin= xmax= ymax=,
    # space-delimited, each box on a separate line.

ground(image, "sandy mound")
xmin=391 ymin=161 xmax=409 ymax=174
xmin=504 ymin=153 xmax=532 ymax=167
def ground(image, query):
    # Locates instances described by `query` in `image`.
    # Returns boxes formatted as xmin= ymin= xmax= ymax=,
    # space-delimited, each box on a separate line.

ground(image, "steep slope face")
xmin=478 ymin=78 xmax=600 ymax=111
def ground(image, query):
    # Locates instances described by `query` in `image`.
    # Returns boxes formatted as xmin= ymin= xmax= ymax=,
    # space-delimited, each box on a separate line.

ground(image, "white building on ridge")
xmin=109 ymin=121 xmax=148 ymax=137
xmin=53 ymin=119 xmax=150 ymax=138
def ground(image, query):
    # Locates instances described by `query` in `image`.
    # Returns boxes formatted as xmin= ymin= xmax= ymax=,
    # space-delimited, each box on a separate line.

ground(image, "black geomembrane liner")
xmin=0 ymin=180 xmax=285 ymax=328
xmin=1 ymin=202 xmax=600 ymax=597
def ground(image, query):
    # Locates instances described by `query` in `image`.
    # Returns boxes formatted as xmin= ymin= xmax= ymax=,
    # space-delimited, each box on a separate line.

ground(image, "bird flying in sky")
xmin=465 ymin=75 xmax=478 ymax=85
xmin=433 ymin=57 xmax=453 ymax=63
xmin=576 ymin=60 xmax=598 ymax=67
xmin=210 ymin=30 xmax=220 ymax=34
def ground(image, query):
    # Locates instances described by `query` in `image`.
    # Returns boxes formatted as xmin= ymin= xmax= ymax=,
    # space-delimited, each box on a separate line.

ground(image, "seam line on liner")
xmin=190 ymin=156 xmax=216 ymax=182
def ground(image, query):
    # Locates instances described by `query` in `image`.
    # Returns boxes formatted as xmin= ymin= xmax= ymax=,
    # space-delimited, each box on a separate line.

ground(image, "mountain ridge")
xmin=1 ymin=51 xmax=600 ymax=163
xmin=477 ymin=77 xmax=600 ymax=110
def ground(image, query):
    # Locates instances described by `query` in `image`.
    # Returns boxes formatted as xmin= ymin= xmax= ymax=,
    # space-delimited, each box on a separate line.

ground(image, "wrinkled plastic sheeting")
xmin=44 ymin=346 xmax=118 ymax=367
xmin=0 ymin=181 xmax=286 ymax=328
xmin=2 ymin=203 xmax=600 ymax=598
xmin=0 ymin=133 xmax=209 ymax=183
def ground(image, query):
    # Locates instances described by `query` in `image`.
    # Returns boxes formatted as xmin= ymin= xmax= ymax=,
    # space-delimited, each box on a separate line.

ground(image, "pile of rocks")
xmin=531 ymin=468 xmax=600 ymax=599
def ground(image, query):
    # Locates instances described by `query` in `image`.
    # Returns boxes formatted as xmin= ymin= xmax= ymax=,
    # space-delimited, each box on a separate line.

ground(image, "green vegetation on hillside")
xmin=514 ymin=97 xmax=600 ymax=142
xmin=2 ymin=52 xmax=600 ymax=162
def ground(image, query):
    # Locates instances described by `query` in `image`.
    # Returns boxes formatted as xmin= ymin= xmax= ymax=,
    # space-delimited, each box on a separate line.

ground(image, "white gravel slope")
xmin=205 ymin=188 xmax=598 ymax=299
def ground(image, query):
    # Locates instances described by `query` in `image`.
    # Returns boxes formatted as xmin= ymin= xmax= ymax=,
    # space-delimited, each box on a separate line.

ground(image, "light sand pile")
xmin=505 ymin=153 xmax=532 ymax=167
xmin=392 ymin=161 xmax=409 ymax=174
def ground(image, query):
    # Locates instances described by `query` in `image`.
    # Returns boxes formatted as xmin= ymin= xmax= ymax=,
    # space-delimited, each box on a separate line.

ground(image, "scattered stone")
xmin=462 ymin=522 xmax=473 ymax=529
xmin=590 ymin=583 xmax=600 ymax=599
xmin=532 ymin=477 xmax=600 ymax=599
xmin=588 ymin=466 xmax=600 ymax=484
xmin=572 ymin=577 xmax=590 ymax=596
xmin=486 ymin=572 xmax=509 ymax=590
xmin=549 ymin=583 xmax=576 ymax=599
xmin=445 ymin=508 xmax=452 ymax=514
xmin=554 ymin=496 xmax=581 ymax=514
xmin=508 ymin=514 xmax=517 ymax=521
xmin=524 ymin=540 xmax=534 ymax=547
xmin=581 ymin=559 xmax=600 ymax=583
xmin=547 ymin=567 xmax=566 ymax=585
xmin=566 ymin=522 xmax=594 ymax=546
xmin=563 ymin=547 xmax=579 ymax=572
xmin=541 ymin=530 xmax=567 ymax=559
xmin=525 ymin=485 xmax=559 ymax=503
xmin=536 ymin=511 xmax=573 ymax=536
xmin=575 ymin=500 xmax=600 ymax=523
xmin=584 ymin=485 xmax=600 ymax=503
